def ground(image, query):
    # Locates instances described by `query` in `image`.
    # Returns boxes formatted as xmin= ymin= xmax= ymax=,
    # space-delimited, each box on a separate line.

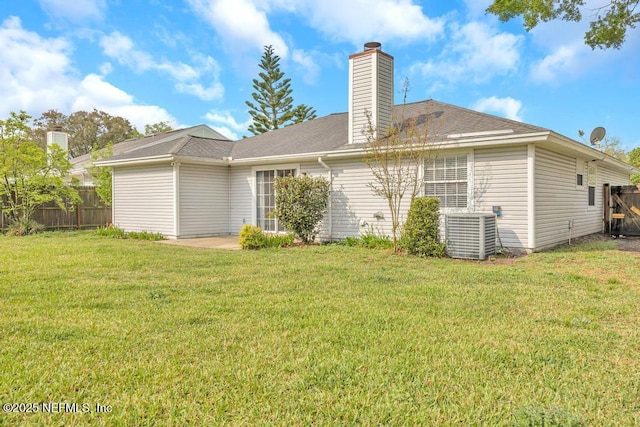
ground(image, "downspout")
xmin=172 ymin=162 xmax=180 ymax=238
xmin=318 ymin=156 xmax=333 ymax=241
xmin=227 ymin=164 xmax=231 ymax=235
xmin=224 ymin=157 xmax=232 ymax=235
xmin=527 ymin=144 xmax=536 ymax=251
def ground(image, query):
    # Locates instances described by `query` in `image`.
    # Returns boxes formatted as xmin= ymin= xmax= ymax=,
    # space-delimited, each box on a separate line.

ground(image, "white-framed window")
xmin=255 ymin=167 xmax=296 ymax=232
xmin=587 ymin=163 xmax=596 ymax=206
xmin=576 ymin=159 xmax=586 ymax=188
xmin=424 ymin=154 xmax=468 ymax=208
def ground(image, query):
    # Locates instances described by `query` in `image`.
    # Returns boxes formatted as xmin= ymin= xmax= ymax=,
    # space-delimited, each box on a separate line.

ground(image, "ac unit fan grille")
xmin=445 ymin=214 xmax=496 ymax=260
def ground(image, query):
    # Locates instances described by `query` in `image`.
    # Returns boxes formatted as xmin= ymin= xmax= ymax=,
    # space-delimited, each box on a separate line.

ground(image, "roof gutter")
xmin=94 ymin=154 xmax=175 ymax=167
xmin=95 ymin=154 xmax=230 ymax=168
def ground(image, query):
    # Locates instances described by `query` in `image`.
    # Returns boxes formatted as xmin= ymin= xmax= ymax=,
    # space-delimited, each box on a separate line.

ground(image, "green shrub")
xmin=5 ymin=218 xmax=45 ymax=236
xmin=274 ymin=174 xmax=329 ymax=243
xmin=96 ymin=225 xmax=126 ymax=238
xmin=342 ymin=236 xmax=361 ymax=247
xmin=239 ymin=225 xmax=265 ymax=249
xmin=340 ymin=228 xmax=393 ymax=249
xmin=360 ymin=228 xmax=393 ymax=249
xmin=96 ymin=226 xmax=163 ymax=240
xmin=262 ymin=233 xmax=294 ymax=248
xmin=400 ymin=196 xmax=446 ymax=257
xmin=126 ymin=231 xmax=164 ymax=241
xmin=239 ymin=224 xmax=294 ymax=249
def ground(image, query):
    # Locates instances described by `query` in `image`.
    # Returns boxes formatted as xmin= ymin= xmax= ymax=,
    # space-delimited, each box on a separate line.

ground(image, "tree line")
xmin=32 ymin=109 xmax=173 ymax=158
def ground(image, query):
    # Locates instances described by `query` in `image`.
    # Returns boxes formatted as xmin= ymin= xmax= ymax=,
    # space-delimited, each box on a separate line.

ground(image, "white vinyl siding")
xmin=329 ymin=158 xmax=407 ymax=239
xmin=535 ymin=149 xmax=602 ymax=249
xmin=179 ymin=164 xmax=229 ymax=237
xmin=349 ymin=50 xmax=393 ymax=144
xmin=350 ymin=55 xmax=373 ymax=144
xmin=376 ymin=54 xmax=393 ymax=135
xmin=473 ymin=146 xmax=529 ymax=249
xmin=112 ymin=164 xmax=174 ymax=237
xmin=229 ymin=166 xmax=253 ymax=234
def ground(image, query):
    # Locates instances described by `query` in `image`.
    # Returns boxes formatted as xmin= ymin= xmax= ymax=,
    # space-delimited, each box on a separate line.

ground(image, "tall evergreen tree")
xmin=245 ymin=45 xmax=315 ymax=135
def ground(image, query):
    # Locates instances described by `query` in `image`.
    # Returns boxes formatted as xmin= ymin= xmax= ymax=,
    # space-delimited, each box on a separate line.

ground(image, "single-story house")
xmin=95 ymin=43 xmax=639 ymax=253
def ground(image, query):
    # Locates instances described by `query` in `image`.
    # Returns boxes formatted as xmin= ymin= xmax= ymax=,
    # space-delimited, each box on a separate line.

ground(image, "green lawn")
xmin=0 ymin=232 xmax=638 ymax=426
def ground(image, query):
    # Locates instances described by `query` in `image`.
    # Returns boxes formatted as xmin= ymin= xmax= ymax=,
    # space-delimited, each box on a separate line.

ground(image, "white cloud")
xmin=72 ymin=74 xmax=177 ymax=130
xmin=39 ymin=0 xmax=106 ymax=23
xmin=473 ymin=96 xmax=523 ymax=121
xmin=99 ymin=62 xmax=113 ymax=75
xmin=204 ymin=110 xmax=252 ymax=140
xmin=0 ymin=16 xmax=77 ymax=117
xmin=99 ymin=31 xmax=224 ymax=101
xmin=292 ymin=49 xmax=320 ymax=85
xmin=462 ymin=0 xmax=493 ymax=18
xmin=529 ymin=45 xmax=583 ymax=83
xmin=0 ymin=18 xmax=177 ymax=133
xmin=298 ymin=0 xmax=444 ymax=45
xmin=523 ymin=1 xmax=640 ymax=83
xmin=187 ymin=0 xmax=288 ymax=57
xmin=187 ymin=0 xmax=444 ymax=58
xmin=411 ymin=21 xmax=522 ymax=87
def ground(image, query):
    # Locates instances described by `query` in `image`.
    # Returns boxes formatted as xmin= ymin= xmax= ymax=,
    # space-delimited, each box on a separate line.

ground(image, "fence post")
xmin=76 ymin=202 xmax=81 ymax=229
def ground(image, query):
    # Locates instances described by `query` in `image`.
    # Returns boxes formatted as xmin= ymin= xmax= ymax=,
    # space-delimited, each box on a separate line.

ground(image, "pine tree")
xmin=291 ymin=104 xmax=317 ymax=125
xmin=246 ymin=45 xmax=315 ymax=135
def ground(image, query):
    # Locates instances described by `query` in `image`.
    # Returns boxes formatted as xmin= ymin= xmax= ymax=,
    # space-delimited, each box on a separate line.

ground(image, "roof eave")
xmin=545 ymin=132 xmax=640 ymax=174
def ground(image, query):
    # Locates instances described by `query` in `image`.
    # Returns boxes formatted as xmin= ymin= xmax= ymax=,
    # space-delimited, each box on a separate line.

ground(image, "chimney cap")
xmin=364 ymin=41 xmax=381 ymax=51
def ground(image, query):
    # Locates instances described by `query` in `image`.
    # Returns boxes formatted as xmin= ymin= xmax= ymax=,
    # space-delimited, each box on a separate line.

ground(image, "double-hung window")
xmin=256 ymin=168 xmax=296 ymax=232
xmin=424 ymin=155 xmax=468 ymax=208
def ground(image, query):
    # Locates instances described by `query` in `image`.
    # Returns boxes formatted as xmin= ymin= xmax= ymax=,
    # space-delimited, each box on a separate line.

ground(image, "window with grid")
xmin=256 ymin=168 xmax=296 ymax=232
xmin=424 ymin=155 xmax=468 ymax=208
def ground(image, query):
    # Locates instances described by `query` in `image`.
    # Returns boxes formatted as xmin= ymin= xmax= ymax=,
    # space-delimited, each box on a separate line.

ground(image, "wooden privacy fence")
xmin=609 ymin=185 xmax=640 ymax=236
xmin=0 ymin=186 xmax=112 ymax=231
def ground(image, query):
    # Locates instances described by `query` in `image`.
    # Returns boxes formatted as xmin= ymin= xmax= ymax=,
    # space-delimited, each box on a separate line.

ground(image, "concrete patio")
xmin=158 ymin=235 xmax=241 ymax=250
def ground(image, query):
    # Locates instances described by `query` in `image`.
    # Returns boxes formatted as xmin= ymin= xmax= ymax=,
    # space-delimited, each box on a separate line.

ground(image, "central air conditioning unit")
xmin=445 ymin=214 xmax=496 ymax=260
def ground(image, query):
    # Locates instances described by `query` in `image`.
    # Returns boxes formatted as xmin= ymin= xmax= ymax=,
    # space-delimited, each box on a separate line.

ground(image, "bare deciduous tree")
xmin=362 ymin=80 xmax=442 ymax=252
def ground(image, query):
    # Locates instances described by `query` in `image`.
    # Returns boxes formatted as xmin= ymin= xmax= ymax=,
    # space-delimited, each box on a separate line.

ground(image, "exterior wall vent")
xmin=445 ymin=214 xmax=496 ymax=260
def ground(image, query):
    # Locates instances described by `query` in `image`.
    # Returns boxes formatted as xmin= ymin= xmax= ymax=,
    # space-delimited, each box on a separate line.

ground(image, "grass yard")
xmin=0 ymin=232 xmax=639 ymax=426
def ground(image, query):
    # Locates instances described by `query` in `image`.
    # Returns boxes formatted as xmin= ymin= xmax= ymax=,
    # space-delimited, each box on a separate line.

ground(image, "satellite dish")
xmin=590 ymin=127 xmax=606 ymax=145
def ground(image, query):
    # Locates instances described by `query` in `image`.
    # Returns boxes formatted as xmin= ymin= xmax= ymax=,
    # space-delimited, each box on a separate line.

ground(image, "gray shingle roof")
xmin=229 ymin=99 xmax=548 ymax=158
xmin=104 ymin=136 xmax=234 ymax=162
xmin=230 ymin=113 xmax=349 ymax=159
xmin=99 ymin=99 xmax=551 ymax=164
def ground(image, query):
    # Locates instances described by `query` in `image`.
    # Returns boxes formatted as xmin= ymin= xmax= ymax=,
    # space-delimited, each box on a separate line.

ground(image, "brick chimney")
xmin=348 ymin=42 xmax=394 ymax=144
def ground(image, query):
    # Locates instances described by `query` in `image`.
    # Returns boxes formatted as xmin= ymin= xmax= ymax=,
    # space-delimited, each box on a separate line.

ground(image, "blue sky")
xmin=1 ymin=0 xmax=639 ymax=150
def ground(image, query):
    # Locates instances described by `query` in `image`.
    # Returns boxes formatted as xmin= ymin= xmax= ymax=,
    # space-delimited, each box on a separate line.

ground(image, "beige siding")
xmin=533 ymin=148 xmax=628 ymax=249
xmin=112 ymin=164 xmax=175 ymax=237
xmin=179 ymin=164 xmax=229 ymax=237
xmin=330 ymin=158 xmax=406 ymax=239
xmin=229 ymin=166 xmax=253 ymax=234
xmin=474 ymin=146 xmax=529 ymax=249
xmin=351 ymin=55 xmax=373 ymax=144
xmin=376 ymin=54 xmax=393 ymax=134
